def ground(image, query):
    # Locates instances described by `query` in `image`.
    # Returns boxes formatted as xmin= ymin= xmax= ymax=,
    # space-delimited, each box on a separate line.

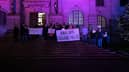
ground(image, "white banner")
xmin=56 ymin=28 xmax=80 ymax=42
xmin=29 ymin=28 xmax=43 ymax=35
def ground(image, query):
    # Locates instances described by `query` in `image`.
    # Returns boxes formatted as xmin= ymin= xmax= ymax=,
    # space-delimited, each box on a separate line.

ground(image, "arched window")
xmin=97 ymin=16 xmax=106 ymax=28
xmin=69 ymin=10 xmax=83 ymax=25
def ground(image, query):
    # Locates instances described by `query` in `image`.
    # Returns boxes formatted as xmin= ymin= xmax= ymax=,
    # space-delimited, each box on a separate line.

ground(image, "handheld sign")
xmin=48 ymin=28 xmax=55 ymax=37
xmin=48 ymin=28 xmax=55 ymax=33
xmin=29 ymin=28 xmax=43 ymax=35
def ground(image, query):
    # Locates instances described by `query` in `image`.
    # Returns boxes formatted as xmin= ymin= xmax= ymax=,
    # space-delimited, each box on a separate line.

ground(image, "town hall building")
xmin=0 ymin=0 xmax=128 ymax=31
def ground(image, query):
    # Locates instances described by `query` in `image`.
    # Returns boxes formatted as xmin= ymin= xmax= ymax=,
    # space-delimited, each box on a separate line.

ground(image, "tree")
xmin=119 ymin=4 xmax=129 ymax=42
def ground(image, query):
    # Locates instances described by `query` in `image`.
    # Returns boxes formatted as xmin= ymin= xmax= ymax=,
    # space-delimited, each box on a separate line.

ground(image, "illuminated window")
xmin=97 ymin=16 xmax=106 ymax=28
xmin=38 ymin=13 xmax=45 ymax=26
xmin=30 ymin=12 xmax=46 ymax=27
xmin=69 ymin=10 xmax=83 ymax=25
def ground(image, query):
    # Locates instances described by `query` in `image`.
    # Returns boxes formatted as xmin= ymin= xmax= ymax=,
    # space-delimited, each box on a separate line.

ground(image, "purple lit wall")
xmin=61 ymin=0 xmax=90 ymax=25
xmin=0 ymin=0 xmax=20 ymax=30
xmin=0 ymin=0 xmax=10 ymax=13
xmin=60 ymin=0 xmax=122 ymax=29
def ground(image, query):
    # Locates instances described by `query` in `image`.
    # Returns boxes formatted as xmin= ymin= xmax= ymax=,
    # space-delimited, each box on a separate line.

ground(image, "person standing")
xmin=61 ymin=25 xmax=65 ymax=30
xmin=24 ymin=25 xmax=29 ymax=41
xmin=90 ymin=29 xmax=97 ymax=44
xmin=13 ymin=25 xmax=19 ymax=41
xmin=81 ymin=25 xmax=88 ymax=42
xmin=103 ymin=31 xmax=110 ymax=48
xmin=48 ymin=25 xmax=55 ymax=40
xmin=68 ymin=24 xmax=73 ymax=29
xmin=20 ymin=24 xmax=28 ymax=41
xmin=96 ymin=29 xmax=103 ymax=48
xmin=20 ymin=24 xmax=25 ymax=41
xmin=43 ymin=25 xmax=48 ymax=40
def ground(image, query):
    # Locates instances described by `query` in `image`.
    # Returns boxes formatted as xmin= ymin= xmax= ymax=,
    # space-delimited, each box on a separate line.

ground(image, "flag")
xmin=54 ymin=0 xmax=58 ymax=14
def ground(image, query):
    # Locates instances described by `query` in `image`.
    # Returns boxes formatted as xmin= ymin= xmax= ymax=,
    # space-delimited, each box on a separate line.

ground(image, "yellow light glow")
xmin=38 ymin=12 xmax=45 ymax=26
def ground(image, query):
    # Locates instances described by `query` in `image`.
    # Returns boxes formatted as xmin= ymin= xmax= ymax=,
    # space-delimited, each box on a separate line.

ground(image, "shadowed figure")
xmin=13 ymin=25 xmax=19 ymax=41
xmin=96 ymin=29 xmax=103 ymax=48
xmin=81 ymin=25 xmax=88 ymax=42
xmin=43 ymin=25 xmax=48 ymax=40
xmin=20 ymin=24 xmax=29 ymax=41
xmin=103 ymin=31 xmax=110 ymax=48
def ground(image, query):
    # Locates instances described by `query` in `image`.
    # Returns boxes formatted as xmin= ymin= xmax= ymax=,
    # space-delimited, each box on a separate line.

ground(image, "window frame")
xmin=69 ymin=10 xmax=84 ymax=25
xmin=97 ymin=15 xmax=106 ymax=28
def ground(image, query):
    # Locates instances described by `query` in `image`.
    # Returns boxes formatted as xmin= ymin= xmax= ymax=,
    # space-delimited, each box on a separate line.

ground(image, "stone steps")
xmin=54 ymin=45 xmax=120 ymax=58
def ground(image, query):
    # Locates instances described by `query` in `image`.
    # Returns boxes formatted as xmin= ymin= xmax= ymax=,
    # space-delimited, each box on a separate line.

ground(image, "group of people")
xmin=13 ymin=24 xmax=29 ymax=42
xmin=81 ymin=26 xmax=110 ymax=48
xmin=43 ymin=24 xmax=78 ymax=40
xmin=13 ymin=23 xmax=77 ymax=41
xmin=13 ymin=23 xmax=110 ymax=48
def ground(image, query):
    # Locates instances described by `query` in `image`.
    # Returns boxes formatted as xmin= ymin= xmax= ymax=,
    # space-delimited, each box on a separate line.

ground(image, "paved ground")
xmin=0 ymin=35 xmax=129 ymax=72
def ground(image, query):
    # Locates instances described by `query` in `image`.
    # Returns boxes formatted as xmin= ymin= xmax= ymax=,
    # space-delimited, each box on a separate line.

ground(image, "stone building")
xmin=0 ymin=0 xmax=128 ymax=30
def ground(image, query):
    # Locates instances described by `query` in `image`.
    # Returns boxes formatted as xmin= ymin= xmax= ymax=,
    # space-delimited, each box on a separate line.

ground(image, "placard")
xmin=29 ymin=28 xmax=43 ymax=35
xmin=48 ymin=28 xmax=55 ymax=33
xmin=56 ymin=28 xmax=80 ymax=42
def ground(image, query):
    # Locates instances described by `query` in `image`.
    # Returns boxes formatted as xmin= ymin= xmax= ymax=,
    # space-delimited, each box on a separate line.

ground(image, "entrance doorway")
xmin=29 ymin=12 xmax=46 ymax=27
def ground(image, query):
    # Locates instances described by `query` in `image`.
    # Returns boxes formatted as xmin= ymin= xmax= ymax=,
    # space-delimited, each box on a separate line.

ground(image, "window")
xmin=30 ymin=12 xmax=46 ymax=27
xmin=120 ymin=0 xmax=128 ymax=6
xmin=97 ymin=16 xmax=106 ymax=28
xmin=38 ymin=13 xmax=46 ymax=26
xmin=96 ymin=0 xmax=104 ymax=7
xmin=69 ymin=10 xmax=83 ymax=25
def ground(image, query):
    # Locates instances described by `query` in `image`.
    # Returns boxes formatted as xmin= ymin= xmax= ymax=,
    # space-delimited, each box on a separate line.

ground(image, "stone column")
xmin=20 ymin=0 xmax=25 ymax=26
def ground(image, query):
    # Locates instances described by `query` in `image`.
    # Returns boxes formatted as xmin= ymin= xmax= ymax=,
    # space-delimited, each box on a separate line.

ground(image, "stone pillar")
xmin=20 ymin=0 xmax=25 ymax=26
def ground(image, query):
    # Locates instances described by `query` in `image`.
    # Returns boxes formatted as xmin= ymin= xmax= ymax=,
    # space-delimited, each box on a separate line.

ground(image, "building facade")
xmin=0 ymin=0 xmax=128 ymax=30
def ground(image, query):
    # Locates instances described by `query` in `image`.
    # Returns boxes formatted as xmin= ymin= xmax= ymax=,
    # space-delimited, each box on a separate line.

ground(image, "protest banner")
xmin=56 ymin=28 xmax=80 ymax=42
